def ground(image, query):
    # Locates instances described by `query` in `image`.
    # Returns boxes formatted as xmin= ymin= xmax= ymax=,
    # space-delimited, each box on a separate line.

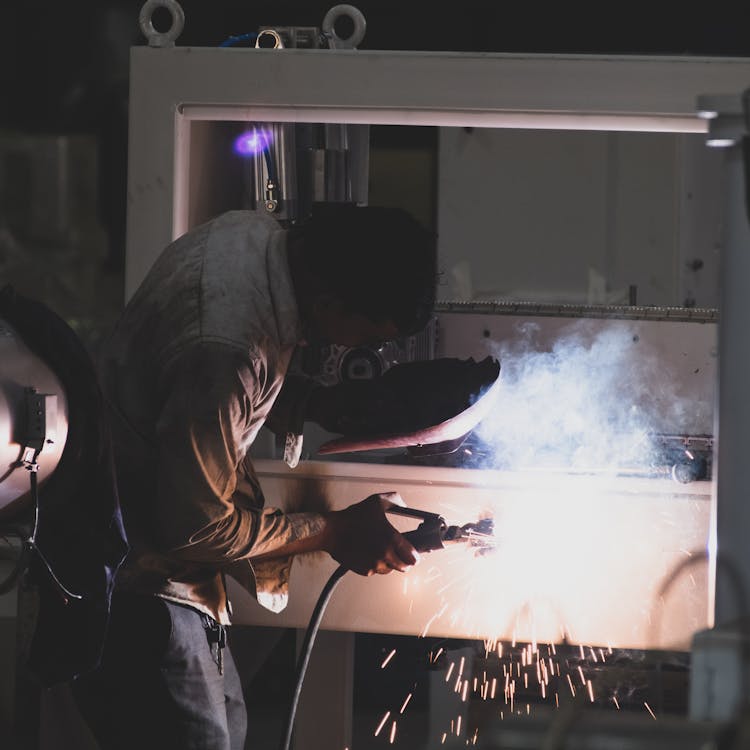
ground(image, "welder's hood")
xmin=317 ymin=356 xmax=501 ymax=455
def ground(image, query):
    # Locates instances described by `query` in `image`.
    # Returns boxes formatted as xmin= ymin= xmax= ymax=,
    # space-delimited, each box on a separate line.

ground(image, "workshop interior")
xmin=2 ymin=1 xmax=750 ymax=748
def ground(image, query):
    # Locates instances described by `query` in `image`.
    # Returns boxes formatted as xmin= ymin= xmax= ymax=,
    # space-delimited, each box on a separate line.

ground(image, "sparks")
xmin=613 ymin=696 xmax=620 ymax=709
xmin=587 ymin=679 xmax=594 ymax=703
xmin=400 ymin=693 xmax=413 ymax=714
xmin=445 ymin=662 xmax=455 ymax=682
xmin=645 ymin=702 xmax=657 ymax=720
xmin=420 ymin=603 xmax=448 ymax=638
xmin=566 ymin=674 xmax=576 ymax=696
xmin=389 ymin=721 xmax=397 ymax=744
xmin=374 ymin=711 xmax=390 ymax=737
xmin=381 ymin=649 xmax=396 ymax=669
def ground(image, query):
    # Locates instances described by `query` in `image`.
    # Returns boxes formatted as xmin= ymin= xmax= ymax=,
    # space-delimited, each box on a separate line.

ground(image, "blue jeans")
xmin=72 ymin=592 xmax=247 ymax=750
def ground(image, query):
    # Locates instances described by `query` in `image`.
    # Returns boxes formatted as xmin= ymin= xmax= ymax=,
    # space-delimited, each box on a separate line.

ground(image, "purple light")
xmin=233 ymin=129 xmax=272 ymax=156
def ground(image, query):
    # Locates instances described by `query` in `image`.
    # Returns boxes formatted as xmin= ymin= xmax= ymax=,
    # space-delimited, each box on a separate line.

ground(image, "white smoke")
xmin=477 ymin=319 xmax=688 ymax=474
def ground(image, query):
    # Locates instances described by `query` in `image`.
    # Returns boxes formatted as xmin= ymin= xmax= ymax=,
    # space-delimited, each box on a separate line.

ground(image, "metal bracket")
xmin=255 ymin=29 xmax=284 ymax=49
xmin=19 ymin=388 xmax=56 ymax=469
xmin=139 ymin=0 xmax=185 ymax=48
xmin=321 ymin=4 xmax=367 ymax=49
xmin=697 ymin=93 xmax=748 ymax=148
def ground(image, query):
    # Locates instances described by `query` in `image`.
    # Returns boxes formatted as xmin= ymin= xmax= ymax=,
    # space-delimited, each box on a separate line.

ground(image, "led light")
xmin=233 ymin=128 xmax=272 ymax=156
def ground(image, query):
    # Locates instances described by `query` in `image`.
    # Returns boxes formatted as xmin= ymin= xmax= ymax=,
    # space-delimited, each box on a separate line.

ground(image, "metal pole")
xmin=713 ymin=138 xmax=750 ymax=627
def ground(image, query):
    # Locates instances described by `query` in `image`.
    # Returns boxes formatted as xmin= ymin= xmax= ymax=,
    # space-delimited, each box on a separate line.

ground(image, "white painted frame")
xmin=126 ymin=39 xmax=750 ymax=634
xmin=126 ymin=47 xmax=750 ymax=297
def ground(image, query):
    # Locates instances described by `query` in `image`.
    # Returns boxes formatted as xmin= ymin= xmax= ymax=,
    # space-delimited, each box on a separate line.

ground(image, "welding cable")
xmin=259 ymin=130 xmax=278 ymax=186
xmin=280 ymin=564 xmax=348 ymax=750
xmin=219 ymin=32 xmax=258 ymax=47
xmin=248 ymin=125 xmax=279 ymax=204
xmin=0 ymin=464 xmax=82 ymax=601
xmin=280 ymin=520 xmax=448 ymax=750
xmin=24 ymin=467 xmax=83 ymax=602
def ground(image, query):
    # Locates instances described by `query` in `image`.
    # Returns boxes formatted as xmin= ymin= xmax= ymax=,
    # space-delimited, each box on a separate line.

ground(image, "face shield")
xmin=314 ymin=356 xmax=501 ymax=456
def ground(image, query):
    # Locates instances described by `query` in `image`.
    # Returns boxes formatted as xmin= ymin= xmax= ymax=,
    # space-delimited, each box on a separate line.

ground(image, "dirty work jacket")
xmin=99 ymin=210 xmax=325 ymax=624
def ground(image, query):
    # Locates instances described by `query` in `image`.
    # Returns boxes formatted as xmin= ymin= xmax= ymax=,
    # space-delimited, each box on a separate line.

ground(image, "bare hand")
xmin=322 ymin=492 xmax=419 ymax=576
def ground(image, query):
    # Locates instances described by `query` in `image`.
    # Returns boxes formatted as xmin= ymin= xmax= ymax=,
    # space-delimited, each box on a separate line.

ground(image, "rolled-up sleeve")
xmin=153 ymin=344 xmax=324 ymax=608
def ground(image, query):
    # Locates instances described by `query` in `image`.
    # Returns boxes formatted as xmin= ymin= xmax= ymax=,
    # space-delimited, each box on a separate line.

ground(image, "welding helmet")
xmin=314 ymin=355 xmax=501 ymax=455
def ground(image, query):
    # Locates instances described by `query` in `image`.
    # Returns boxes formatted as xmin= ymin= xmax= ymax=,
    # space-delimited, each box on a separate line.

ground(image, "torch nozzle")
xmin=443 ymin=518 xmax=496 ymax=555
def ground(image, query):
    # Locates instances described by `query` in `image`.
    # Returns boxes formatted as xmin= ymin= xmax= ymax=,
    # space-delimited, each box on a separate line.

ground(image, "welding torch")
xmin=389 ymin=505 xmax=495 ymax=557
xmin=280 ymin=504 xmax=494 ymax=750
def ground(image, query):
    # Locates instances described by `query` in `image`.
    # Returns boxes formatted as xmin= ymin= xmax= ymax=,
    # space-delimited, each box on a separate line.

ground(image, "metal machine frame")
xmin=127 ymin=30 xmax=750 ymax=618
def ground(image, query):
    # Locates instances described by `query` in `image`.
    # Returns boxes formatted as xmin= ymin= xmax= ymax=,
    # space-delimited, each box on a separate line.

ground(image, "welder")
xmin=68 ymin=203 xmax=498 ymax=750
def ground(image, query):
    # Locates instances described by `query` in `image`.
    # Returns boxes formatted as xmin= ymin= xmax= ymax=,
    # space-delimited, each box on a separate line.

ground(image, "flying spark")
xmin=374 ymin=711 xmax=390 ymax=737
xmin=381 ymin=649 xmax=396 ymax=669
xmin=399 ymin=693 xmax=413 ymax=714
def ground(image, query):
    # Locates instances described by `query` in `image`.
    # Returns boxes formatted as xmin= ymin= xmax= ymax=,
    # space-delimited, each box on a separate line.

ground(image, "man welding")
xmin=71 ymin=203 xmax=497 ymax=750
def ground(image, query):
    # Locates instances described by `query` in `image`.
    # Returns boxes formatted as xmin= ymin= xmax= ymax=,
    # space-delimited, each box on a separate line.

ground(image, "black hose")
xmin=280 ymin=564 xmax=348 ymax=750
xmin=279 ymin=527 xmax=438 ymax=750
